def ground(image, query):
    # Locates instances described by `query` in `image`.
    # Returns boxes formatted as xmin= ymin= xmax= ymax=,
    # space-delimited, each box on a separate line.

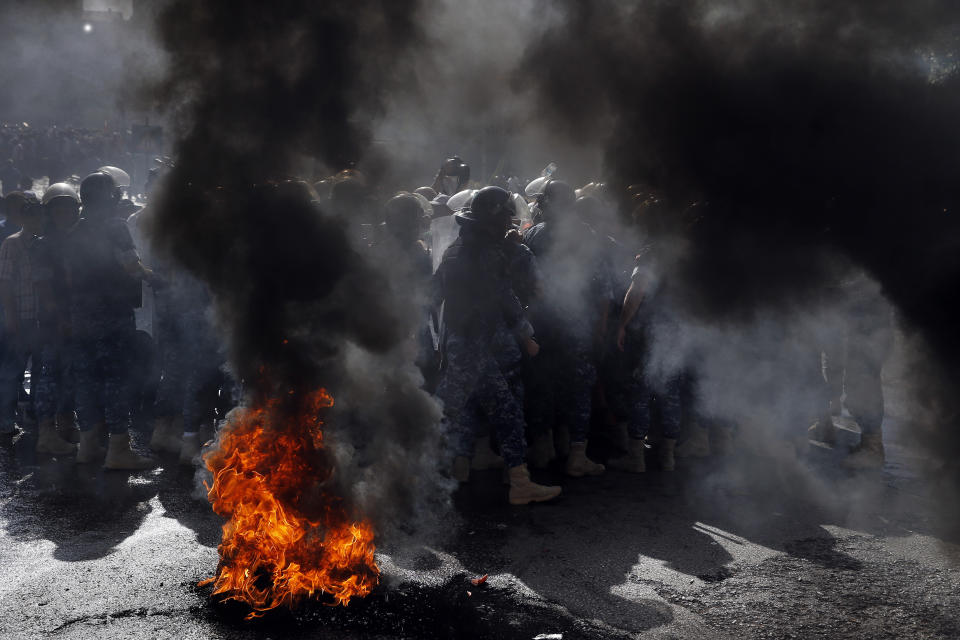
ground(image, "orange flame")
xmin=198 ymin=389 xmax=379 ymax=619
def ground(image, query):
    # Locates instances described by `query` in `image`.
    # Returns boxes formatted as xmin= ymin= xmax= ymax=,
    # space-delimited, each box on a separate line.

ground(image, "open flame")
xmin=198 ymin=388 xmax=379 ymax=619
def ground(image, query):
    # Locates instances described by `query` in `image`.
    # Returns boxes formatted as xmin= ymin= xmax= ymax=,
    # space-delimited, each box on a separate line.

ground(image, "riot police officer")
xmin=32 ymin=183 xmax=84 ymax=453
xmin=432 ymin=186 xmax=560 ymax=505
xmin=522 ymin=181 xmax=610 ymax=477
xmin=431 ymin=156 xmax=470 ymax=196
xmin=67 ymin=171 xmax=158 ymax=469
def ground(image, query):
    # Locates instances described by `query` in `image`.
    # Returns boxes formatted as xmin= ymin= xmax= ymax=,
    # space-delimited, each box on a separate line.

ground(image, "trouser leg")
xmin=523 ymin=347 xmax=555 ymax=441
xmin=473 ymin=359 xmax=527 ymax=469
xmin=659 ymin=374 xmax=684 ymax=440
xmin=72 ymin=336 xmax=101 ymax=433
xmin=844 ymin=327 xmax=892 ymax=436
xmin=558 ymin=348 xmax=596 ymax=444
xmin=33 ymin=341 xmax=62 ymax=422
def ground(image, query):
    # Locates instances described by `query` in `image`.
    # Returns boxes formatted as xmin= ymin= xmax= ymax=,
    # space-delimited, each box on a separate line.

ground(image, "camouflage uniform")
xmin=623 ymin=248 xmax=683 ymax=441
xmin=31 ymin=232 xmax=75 ymax=422
xmin=432 ymin=225 xmax=533 ymax=468
xmin=0 ymin=229 xmax=42 ymax=430
xmin=155 ymin=269 xmax=222 ymax=434
xmin=597 ymin=234 xmax=640 ymax=425
xmin=522 ymin=220 xmax=613 ymax=444
xmin=32 ymin=341 xmax=74 ymax=422
xmin=70 ymin=310 xmax=137 ymax=434
xmin=453 ymin=239 xmax=538 ymax=451
xmin=64 ymin=216 xmax=141 ymax=434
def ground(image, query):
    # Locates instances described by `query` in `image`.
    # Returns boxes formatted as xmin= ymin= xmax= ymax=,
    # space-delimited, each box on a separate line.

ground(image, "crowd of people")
xmin=0 ymin=122 xmax=144 ymax=189
xmin=0 ymin=153 xmax=892 ymax=506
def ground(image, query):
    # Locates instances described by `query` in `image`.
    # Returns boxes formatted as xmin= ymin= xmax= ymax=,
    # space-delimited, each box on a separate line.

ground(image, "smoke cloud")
xmin=145 ymin=0 xmax=451 ymax=541
xmin=0 ymin=1 xmax=163 ymax=127
xmin=519 ymin=0 xmax=960 ymax=529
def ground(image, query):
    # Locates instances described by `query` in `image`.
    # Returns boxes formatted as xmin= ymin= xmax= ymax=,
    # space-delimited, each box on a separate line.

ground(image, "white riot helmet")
xmin=525 ymin=176 xmax=549 ymax=198
xmin=445 ymin=188 xmax=478 ymax=213
xmin=41 ymin=182 xmax=80 ymax=206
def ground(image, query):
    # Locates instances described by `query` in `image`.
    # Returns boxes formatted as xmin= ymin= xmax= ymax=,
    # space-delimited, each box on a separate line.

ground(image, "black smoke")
xmin=521 ymin=0 xmax=960 ymax=526
xmin=146 ymin=0 xmax=450 ymax=539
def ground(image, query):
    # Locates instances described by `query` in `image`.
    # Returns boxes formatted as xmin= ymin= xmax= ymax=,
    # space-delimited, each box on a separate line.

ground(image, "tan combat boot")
xmin=842 ymin=432 xmax=884 ymax=470
xmin=57 ymin=412 xmax=80 ymax=443
xmin=471 ymin=436 xmax=505 ymax=470
xmin=76 ymin=424 xmax=106 ymax=464
xmin=35 ymin=418 xmax=77 ymax=455
xmin=608 ymin=437 xmax=647 ymax=473
xmin=660 ymin=438 xmax=677 ymax=471
xmin=149 ymin=416 xmax=183 ymax=454
xmin=104 ymin=432 xmax=158 ymax=470
xmin=565 ymin=441 xmax=605 ymax=477
xmin=508 ymin=464 xmax=561 ymax=505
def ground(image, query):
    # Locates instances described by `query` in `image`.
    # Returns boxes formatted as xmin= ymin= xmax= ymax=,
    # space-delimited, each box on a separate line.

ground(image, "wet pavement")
xmin=1 ymin=416 xmax=959 ymax=639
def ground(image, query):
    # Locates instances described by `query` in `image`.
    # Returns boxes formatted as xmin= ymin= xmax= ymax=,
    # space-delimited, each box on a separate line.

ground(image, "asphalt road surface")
xmin=1 ymin=413 xmax=958 ymax=639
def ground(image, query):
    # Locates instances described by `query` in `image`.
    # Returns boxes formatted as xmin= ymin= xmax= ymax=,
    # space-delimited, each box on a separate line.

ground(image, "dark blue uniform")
xmin=623 ymin=247 xmax=684 ymax=441
xmin=432 ymin=224 xmax=533 ymax=468
xmin=31 ymin=232 xmax=75 ymax=422
xmin=64 ymin=216 xmax=140 ymax=434
xmin=522 ymin=219 xmax=612 ymax=444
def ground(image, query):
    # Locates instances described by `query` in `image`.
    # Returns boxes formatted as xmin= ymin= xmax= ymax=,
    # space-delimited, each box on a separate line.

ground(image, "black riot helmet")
xmin=433 ymin=156 xmax=470 ymax=195
xmin=384 ymin=192 xmax=424 ymax=243
xmin=79 ymin=171 xmax=120 ymax=211
xmin=574 ymin=195 xmax=605 ymax=227
xmin=455 ymin=186 xmax=513 ymax=236
xmin=539 ymin=180 xmax=576 ymax=219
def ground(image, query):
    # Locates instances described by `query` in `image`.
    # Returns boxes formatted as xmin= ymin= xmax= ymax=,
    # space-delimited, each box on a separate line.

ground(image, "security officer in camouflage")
xmin=522 ymin=181 xmax=611 ymax=477
xmin=460 ymin=222 xmax=543 ymax=472
xmin=32 ymin=183 xmax=83 ymax=452
xmin=66 ymin=171 xmax=159 ymax=470
xmin=432 ymin=185 xmax=561 ymax=505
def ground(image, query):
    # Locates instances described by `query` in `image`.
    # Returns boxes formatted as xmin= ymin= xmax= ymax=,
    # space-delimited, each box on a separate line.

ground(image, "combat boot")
xmin=608 ymin=437 xmax=646 ymax=473
xmin=565 ymin=441 xmax=605 ymax=477
xmin=149 ymin=416 xmax=183 ymax=454
xmin=808 ymin=418 xmax=837 ymax=446
xmin=842 ymin=433 xmax=884 ymax=470
xmin=660 ymin=438 xmax=677 ymax=471
xmin=508 ymin=464 xmax=561 ymax=505
xmin=179 ymin=433 xmax=202 ymax=465
xmin=829 ymin=397 xmax=843 ymax=417
xmin=36 ymin=418 xmax=77 ymax=455
xmin=104 ymin=432 xmax=158 ymax=471
xmin=676 ymin=423 xmax=710 ymax=458
xmin=76 ymin=426 xmax=106 ymax=463
xmin=452 ymin=455 xmax=471 ymax=483
xmin=471 ymin=436 xmax=505 ymax=470
xmin=528 ymin=429 xmax=556 ymax=469
xmin=57 ymin=412 xmax=80 ymax=443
